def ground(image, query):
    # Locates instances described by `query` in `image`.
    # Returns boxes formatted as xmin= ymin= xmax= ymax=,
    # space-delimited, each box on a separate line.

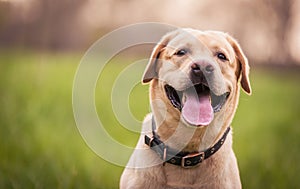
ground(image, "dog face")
xmin=143 ymin=29 xmax=251 ymax=127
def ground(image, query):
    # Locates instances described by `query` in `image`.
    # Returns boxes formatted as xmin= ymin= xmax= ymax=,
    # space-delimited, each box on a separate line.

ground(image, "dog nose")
xmin=191 ymin=63 xmax=202 ymax=75
xmin=205 ymin=64 xmax=214 ymax=73
xmin=191 ymin=62 xmax=214 ymax=76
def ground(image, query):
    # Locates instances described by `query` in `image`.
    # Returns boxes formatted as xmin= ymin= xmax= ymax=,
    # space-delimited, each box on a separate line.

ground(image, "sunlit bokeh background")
xmin=1 ymin=0 xmax=300 ymax=188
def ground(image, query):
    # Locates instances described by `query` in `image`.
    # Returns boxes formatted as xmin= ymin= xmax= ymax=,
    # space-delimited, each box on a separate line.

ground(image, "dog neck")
xmin=153 ymin=113 xmax=224 ymax=153
xmin=145 ymin=117 xmax=231 ymax=168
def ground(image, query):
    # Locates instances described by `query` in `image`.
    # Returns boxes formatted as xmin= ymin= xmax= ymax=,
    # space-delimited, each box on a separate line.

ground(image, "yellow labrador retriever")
xmin=120 ymin=28 xmax=251 ymax=189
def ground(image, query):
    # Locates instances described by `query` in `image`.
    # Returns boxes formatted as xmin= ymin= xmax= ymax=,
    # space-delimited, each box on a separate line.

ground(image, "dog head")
xmin=143 ymin=28 xmax=251 ymax=128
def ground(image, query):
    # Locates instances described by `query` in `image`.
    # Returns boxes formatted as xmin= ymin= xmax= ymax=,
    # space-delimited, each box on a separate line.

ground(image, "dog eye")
xmin=217 ymin=52 xmax=228 ymax=61
xmin=174 ymin=49 xmax=187 ymax=56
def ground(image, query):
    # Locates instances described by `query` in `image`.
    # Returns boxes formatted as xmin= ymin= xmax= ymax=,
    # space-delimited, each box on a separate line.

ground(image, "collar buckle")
xmin=181 ymin=152 xmax=205 ymax=168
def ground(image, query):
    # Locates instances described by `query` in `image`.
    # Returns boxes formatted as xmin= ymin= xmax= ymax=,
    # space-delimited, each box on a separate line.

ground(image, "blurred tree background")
xmin=0 ymin=0 xmax=300 ymax=188
xmin=1 ymin=0 xmax=300 ymax=64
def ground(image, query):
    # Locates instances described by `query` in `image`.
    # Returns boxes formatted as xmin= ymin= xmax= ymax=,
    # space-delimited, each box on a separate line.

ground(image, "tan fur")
xmin=120 ymin=28 xmax=251 ymax=189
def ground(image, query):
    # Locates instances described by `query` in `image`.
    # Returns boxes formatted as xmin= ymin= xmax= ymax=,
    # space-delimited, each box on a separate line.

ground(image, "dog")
xmin=120 ymin=28 xmax=251 ymax=189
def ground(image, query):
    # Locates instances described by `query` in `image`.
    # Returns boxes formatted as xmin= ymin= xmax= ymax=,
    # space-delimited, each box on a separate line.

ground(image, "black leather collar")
xmin=144 ymin=117 xmax=231 ymax=168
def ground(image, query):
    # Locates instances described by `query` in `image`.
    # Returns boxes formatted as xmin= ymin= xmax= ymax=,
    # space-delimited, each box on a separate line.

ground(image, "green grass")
xmin=233 ymin=68 xmax=300 ymax=188
xmin=0 ymin=52 xmax=300 ymax=188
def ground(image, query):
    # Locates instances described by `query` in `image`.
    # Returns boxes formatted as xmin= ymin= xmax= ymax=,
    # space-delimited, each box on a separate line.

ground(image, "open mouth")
xmin=164 ymin=83 xmax=229 ymax=126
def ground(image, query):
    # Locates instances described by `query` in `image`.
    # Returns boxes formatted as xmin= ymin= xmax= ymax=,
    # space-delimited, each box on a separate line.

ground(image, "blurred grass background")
xmin=0 ymin=52 xmax=300 ymax=188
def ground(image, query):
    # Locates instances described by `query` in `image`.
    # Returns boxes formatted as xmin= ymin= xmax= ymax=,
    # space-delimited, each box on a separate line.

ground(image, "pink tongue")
xmin=182 ymin=89 xmax=214 ymax=126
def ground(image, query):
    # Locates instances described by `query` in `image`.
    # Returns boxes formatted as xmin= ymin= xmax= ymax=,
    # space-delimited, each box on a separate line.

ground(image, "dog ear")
xmin=142 ymin=43 xmax=165 ymax=83
xmin=142 ymin=30 xmax=179 ymax=84
xmin=226 ymin=34 xmax=252 ymax=95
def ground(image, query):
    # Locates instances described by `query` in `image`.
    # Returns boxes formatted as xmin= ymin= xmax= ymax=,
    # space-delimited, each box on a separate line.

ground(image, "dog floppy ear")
xmin=142 ymin=30 xmax=179 ymax=83
xmin=142 ymin=43 xmax=165 ymax=83
xmin=226 ymin=34 xmax=252 ymax=95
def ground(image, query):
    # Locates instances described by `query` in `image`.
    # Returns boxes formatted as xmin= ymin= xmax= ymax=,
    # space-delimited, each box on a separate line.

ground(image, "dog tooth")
xmin=182 ymin=94 xmax=186 ymax=104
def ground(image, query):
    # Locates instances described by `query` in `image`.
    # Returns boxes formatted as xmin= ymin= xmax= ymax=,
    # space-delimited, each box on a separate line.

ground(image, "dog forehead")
xmin=161 ymin=29 xmax=236 ymax=63
xmin=165 ymin=30 xmax=232 ymax=52
xmin=166 ymin=31 xmax=199 ymax=49
xmin=198 ymin=32 xmax=230 ymax=48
